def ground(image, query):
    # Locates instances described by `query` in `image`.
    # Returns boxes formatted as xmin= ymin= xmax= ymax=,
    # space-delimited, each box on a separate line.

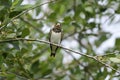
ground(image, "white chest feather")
xmin=51 ymin=31 xmax=61 ymax=44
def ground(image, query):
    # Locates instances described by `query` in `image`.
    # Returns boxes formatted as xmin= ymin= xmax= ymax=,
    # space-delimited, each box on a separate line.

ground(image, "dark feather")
xmin=50 ymin=53 xmax=55 ymax=57
xmin=49 ymin=29 xmax=52 ymax=53
xmin=49 ymin=23 xmax=62 ymax=57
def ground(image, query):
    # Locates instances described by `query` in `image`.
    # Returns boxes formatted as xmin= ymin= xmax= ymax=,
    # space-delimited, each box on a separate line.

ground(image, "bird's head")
xmin=55 ymin=23 xmax=61 ymax=28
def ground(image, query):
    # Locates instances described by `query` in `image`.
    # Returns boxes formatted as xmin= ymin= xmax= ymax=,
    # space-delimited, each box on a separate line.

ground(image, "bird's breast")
xmin=51 ymin=31 xmax=61 ymax=44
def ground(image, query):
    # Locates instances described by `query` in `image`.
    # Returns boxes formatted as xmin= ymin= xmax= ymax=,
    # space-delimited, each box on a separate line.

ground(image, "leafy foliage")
xmin=0 ymin=0 xmax=120 ymax=80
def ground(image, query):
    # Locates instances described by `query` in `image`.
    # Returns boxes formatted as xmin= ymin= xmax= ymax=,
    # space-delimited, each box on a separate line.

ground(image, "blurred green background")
xmin=0 ymin=0 xmax=120 ymax=80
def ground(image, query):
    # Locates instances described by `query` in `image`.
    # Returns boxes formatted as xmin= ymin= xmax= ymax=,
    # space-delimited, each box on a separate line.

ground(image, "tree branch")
xmin=0 ymin=71 xmax=28 ymax=80
xmin=64 ymin=50 xmax=95 ymax=79
xmin=20 ymin=17 xmax=42 ymax=33
xmin=0 ymin=38 xmax=94 ymax=58
xmin=11 ymin=0 xmax=58 ymax=21
xmin=0 ymin=38 xmax=120 ymax=74
xmin=0 ymin=0 xmax=59 ymax=30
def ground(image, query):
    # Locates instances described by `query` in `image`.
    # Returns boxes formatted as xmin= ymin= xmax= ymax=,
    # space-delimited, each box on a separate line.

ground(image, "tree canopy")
xmin=0 ymin=0 xmax=120 ymax=80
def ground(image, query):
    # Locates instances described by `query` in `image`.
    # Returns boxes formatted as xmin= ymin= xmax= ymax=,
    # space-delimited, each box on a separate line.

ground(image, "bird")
xmin=49 ymin=23 xmax=63 ymax=57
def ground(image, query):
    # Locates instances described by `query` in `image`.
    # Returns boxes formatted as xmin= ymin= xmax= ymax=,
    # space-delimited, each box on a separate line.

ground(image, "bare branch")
xmin=0 ymin=38 xmax=120 ymax=74
xmin=11 ymin=0 xmax=58 ymax=21
xmin=0 ymin=38 xmax=93 ymax=58
xmin=64 ymin=50 xmax=95 ymax=79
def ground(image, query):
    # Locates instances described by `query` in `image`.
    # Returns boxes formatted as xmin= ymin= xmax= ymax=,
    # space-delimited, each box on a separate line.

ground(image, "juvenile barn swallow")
xmin=49 ymin=23 xmax=63 ymax=57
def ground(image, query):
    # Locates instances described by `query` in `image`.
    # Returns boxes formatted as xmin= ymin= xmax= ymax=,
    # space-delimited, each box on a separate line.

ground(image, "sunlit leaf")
xmin=12 ymin=0 xmax=23 ymax=7
xmin=13 ymin=5 xmax=32 ymax=11
xmin=109 ymin=57 xmax=120 ymax=63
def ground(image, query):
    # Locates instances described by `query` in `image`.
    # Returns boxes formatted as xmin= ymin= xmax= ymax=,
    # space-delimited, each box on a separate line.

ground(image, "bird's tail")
xmin=50 ymin=53 xmax=56 ymax=57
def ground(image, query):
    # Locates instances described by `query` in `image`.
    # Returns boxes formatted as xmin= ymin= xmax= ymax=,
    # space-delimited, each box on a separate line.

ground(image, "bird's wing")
xmin=49 ymin=29 xmax=52 ymax=42
xmin=49 ymin=29 xmax=53 ymax=50
xmin=61 ymin=29 xmax=63 ymax=42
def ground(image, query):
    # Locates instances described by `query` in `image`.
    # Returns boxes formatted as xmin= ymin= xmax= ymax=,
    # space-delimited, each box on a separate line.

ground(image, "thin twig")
xmin=0 ymin=71 xmax=28 ymax=80
xmin=64 ymin=50 xmax=95 ymax=79
xmin=11 ymin=0 xmax=58 ymax=21
xmin=0 ymin=38 xmax=120 ymax=74
xmin=0 ymin=0 xmax=58 ymax=30
xmin=0 ymin=38 xmax=93 ymax=58
xmin=94 ymin=57 xmax=120 ymax=73
xmin=20 ymin=17 xmax=42 ymax=33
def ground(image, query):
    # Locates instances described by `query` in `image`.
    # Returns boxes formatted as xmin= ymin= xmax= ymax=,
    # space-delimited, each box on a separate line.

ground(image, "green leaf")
xmin=105 ymin=53 xmax=116 ymax=57
xmin=0 ymin=0 xmax=12 ymax=8
xmin=59 ymin=5 xmax=65 ymax=15
xmin=1 ymin=63 xmax=8 ymax=71
xmin=30 ymin=60 xmax=39 ymax=73
xmin=6 ymin=74 xmax=16 ymax=80
xmin=11 ymin=42 xmax=20 ymax=50
xmin=12 ymin=0 xmax=23 ymax=7
xmin=13 ymin=5 xmax=32 ymax=11
xmin=6 ymin=33 xmax=16 ymax=38
xmin=22 ymin=28 xmax=30 ymax=38
xmin=9 ymin=11 xmax=22 ymax=18
xmin=0 ymin=6 xmax=5 ymax=11
xmin=2 ymin=14 xmax=10 ymax=25
xmin=9 ymin=5 xmax=32 ymax=19
xmin=63 ymin=16 xmax=72 ymax=24
xmin=95 ymin=33 xmax=108 ymax=47
xmin=35 ymin=7 xmax=41 ymax=16
xmin=109 ymin=57 xmax=120 ymax=63
xmin=48 ymin=12 xmax=57 ymax=21
xmin=115 ymin=38 xmax=120 ymax=49
xmin=2 ymin=52 xmax=8 ymax=59
xmin=0 ymin=55 xmax=4 ymax=65
xmin=85 ymin=6 xmax=93 ymax=13
xmin=89 ymin=22 xmax=96 ymax=29
xmin=72 ymin=22 xmax=81 ymax=28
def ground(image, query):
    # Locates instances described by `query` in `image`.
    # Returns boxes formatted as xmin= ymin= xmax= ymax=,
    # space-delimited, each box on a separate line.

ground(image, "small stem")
xmin=0 ymin=38 xmax=120 ymax=74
